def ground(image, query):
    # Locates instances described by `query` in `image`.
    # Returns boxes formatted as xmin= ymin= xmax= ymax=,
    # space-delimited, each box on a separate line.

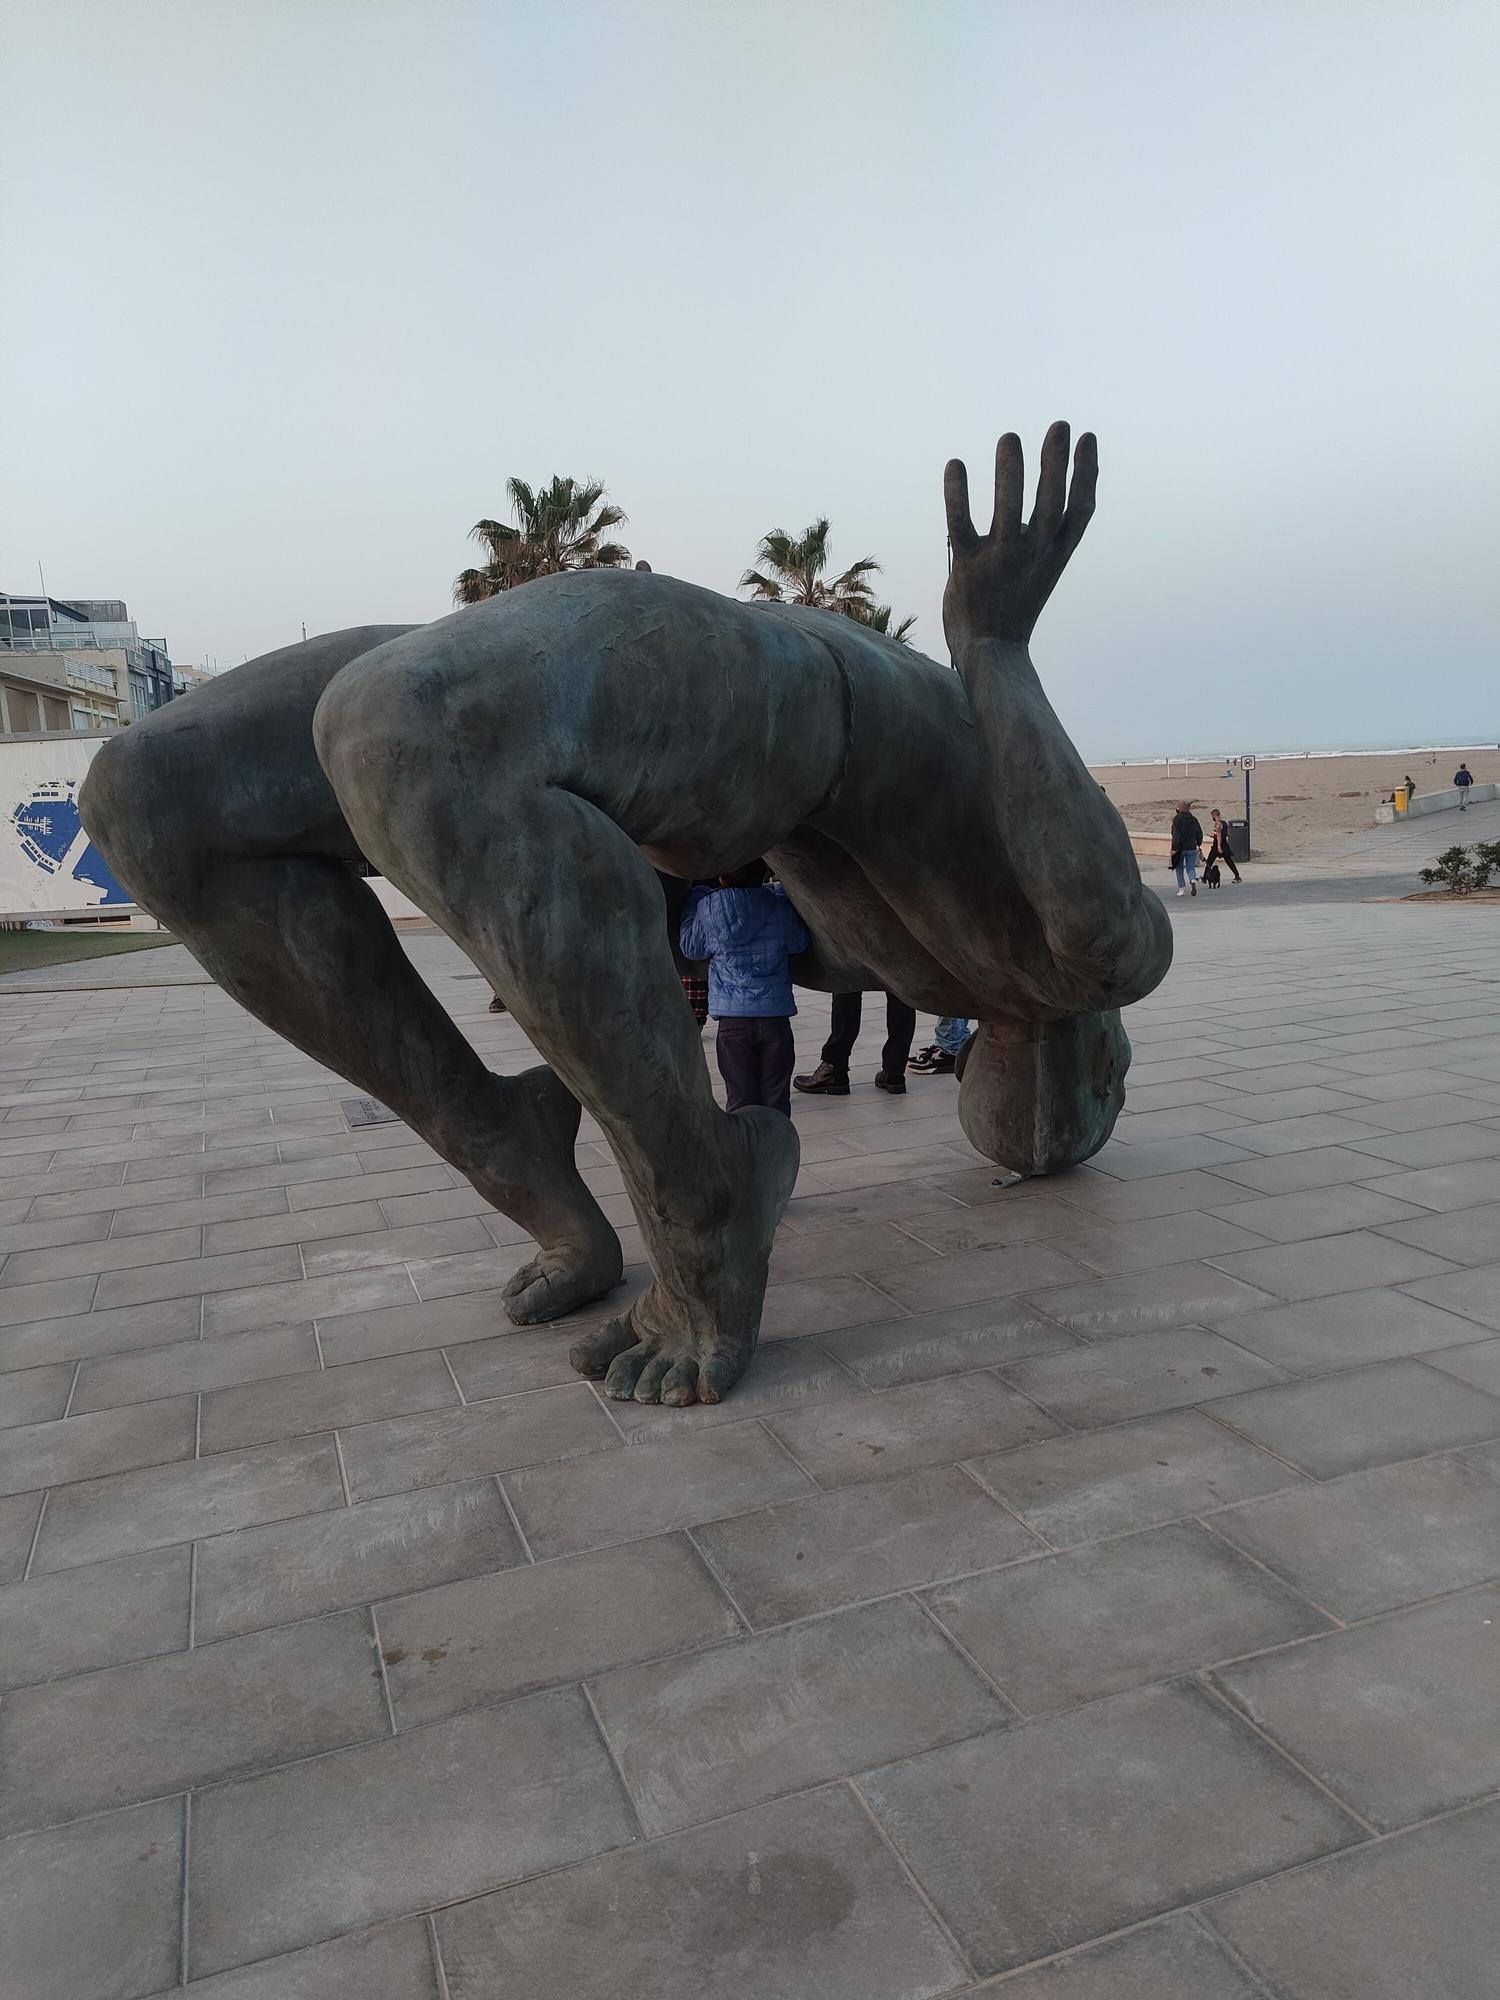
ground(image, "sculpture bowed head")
xmin=78 ymin=424 xmax=1169 ymax=1408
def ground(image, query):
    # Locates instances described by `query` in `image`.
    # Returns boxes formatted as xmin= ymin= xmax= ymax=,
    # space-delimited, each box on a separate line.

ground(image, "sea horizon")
xmin=1086 ymin=740 xmax=1496 ymax=769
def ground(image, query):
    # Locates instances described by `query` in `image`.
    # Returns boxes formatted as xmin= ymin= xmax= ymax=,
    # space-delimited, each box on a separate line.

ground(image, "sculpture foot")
xmin=502 ymin=1232 xmax=624 ymax=1325
xmin=568 ymin=1106 xmax=800 ymax=1406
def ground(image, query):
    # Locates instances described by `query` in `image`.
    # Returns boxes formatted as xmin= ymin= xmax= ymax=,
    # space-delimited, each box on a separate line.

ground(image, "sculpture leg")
xmin=324 ymin=758 xmax=800 ymax=1407
xmin=79 ymin=704 xmax=622 ymax=1326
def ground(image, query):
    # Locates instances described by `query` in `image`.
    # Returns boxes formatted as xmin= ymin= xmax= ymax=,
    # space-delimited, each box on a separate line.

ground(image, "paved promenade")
xmin=2 ymin=880 xmax=1499 ymax=1996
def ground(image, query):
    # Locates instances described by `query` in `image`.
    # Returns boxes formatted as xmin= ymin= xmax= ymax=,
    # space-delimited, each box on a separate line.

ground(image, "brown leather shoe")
xmin=794 ymin=1062 xmax=850 ymax=1096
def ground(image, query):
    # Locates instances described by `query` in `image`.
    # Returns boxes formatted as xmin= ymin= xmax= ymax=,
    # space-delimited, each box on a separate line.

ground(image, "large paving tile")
xmin=1361 ymin=1156 xmax=1500 ymax=1211
xmin=435 ymin=1784 xmax=966 ymax=2000
xmin=1205 ymin=1184 xmax=1428 ymax=1244
xmin=379 ymin=1533 xmax=738 ymax=1725
xmin=1083 ymin=1134 xmax=1253 ymax=1180
xmin=108 ymin=1186 xmax=289 ymax=1239
xmin=980 ymin=1915 xmax=1267 ymax=1998
xmin=203 ymin=1265 xmax=420 ymax=1337
xmin=1208 ymin=1143 xmax=1410 ymax=1193
xmin=199 ymin=1200 xmax=387 ymax=1254
xmin=0 ymin=1273 xmax=100 ymax=1327
xmin=1023 ymin=1262 xmax=1276 ymax=1336
xmin=969 ymin=1409 xmax=1303 ymax=1545
xmin=865 ymin=1242 xmax=1087 ymax=1315
xmin=766 ymin=1372 xmax=1061 ymax=1485
xmin=757 ymin=1274 xmax=898 ymax=1340
xmin=72 ymin=1325 xmax=320 ymax=1413
xmin=442 ymin=1323 xmax=587 ymax=1399
xmin=199 ymin=1350 xmax=458 ymax=1454
xmin=1402 ymin=1261 xmax=1500 ymax=1332
xmin=860 ymin=1679 xmax=1362 ymax=1977
xmin=506 ymin=1424 xmax=814 ymax=1557
xmin=1045 ymin=1211 xmax=1270 ymax=1277
xmin=0 ymin=1211 xmax=112 ymax=1257
xmin=1000 ymin=1327 xmax=1284 ymax=1428
xmin=0 ymin=1360 xmax=74 ymax=1429
xmin=1208 ymin=1357 xmax=1500 ymax=1477
xmin=1 ymin=1222 xmax=202 ymax=1288
xmin=1214 ymin=1585 xmax=1500 ymax=1830
xmin=820 ymin=1298 xmax=1076 ymax=1388
xmin=0 ymin=1489 xmax=42 ymax=1582
xmin=1207 ymin=1796 xmax=1500 ymax=2000
xmin=0 ymin=1394 xmax=197 ymax=1499
xmin=887 ymin=1198 xmax=1077 ymax=1255
xmin=146 ymin=1921 xmax=439 ymax=1998
xmin=32 ymin=1434 xmax=345 ymax=1573
xmin=696 ymin=1463 xmax=1039 ymax=1626
xmin=1346 ymin=1121 xmax=1500 ymax=1169
xmin=95 ymin=1244 xmax=305 ymax=1312
xmin=0 ymin=1609 xmax=387 ymax=1834
xmin=195 ymin=1477 xmax=523 ymax=1641
xmin=1052 ymin=1167 xmax=1261 ymax=1221
xmin=1425 ymin=1336 xmax=1500 ymax=1397
xmin=0 ymin=1795 xmax=183 ymax=2000
xmin=1210 ymin=1442 xmax=1500 ymax=1618
xmin=589 ymin=1594 xmax=1005 ymax=1836
xmin=316 ymin=1287 xmax=514 ymax=1365
xmin=339 ymin=1383 xmax=616 ymax=1501
xmin=926 ymin=1521 xmax=1329 ymax=1716
xmin=1227 ymin=1112 xmax=1390 ymax=1156
xmin=0 ymin=1295 xmax=201 ymax=1371
xmin=1376 ymin=1200 xmax=1500 ymax=1265
xmin=0 ymin=1545 xmax=189 ymax=1692
xmin=1206 ymin=1285 xmax=1488 ymax=1373
xmin=303 ymin=1215 xmax=494 ymax=1277
xmin=188 ymin=1687 xmax=636 ymax=1978
xmin=1207 ymin=1230 xmax=1455 ymax=1301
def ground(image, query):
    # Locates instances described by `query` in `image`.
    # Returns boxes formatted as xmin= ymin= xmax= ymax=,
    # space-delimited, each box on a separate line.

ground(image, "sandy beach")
xmin=1088 ymin=746 xmax=1497 ymax=861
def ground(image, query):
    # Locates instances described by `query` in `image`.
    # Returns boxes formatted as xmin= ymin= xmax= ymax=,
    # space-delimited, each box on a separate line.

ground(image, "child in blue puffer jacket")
xmin=679 ymin=861 xmax=809 ymax=1116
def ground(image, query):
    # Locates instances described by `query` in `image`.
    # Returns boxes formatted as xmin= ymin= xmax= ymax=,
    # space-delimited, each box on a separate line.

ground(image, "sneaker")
xmin=1176 ymin=889 xmax=1187 ymax=897
xmin=1190 ymin=883 xmax=1197 ymax=897
xmin=921 ymin=1047 xmax=957 ymax=1074
xmin=908 ymin=1044 xmax=943 ymax=1072
xmin=793 ymin=1062 xmax=850 ymax=1096
xmin=874 ymin=1070 xmax=907 ymax=1094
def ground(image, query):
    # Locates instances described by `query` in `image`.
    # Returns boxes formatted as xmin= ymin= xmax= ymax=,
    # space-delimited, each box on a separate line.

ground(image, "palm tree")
xmin=454 ymin=476 xmax=630 ymax=604
xmin=740 ymin=518 xmax=881 ymax=619
xmin=847 ymin=601 xmax=917 ymax=644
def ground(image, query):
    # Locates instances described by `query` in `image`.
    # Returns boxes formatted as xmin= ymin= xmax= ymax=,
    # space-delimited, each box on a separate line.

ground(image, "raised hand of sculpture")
xmin=80 ymin=426 xmax=1170 ymax=1408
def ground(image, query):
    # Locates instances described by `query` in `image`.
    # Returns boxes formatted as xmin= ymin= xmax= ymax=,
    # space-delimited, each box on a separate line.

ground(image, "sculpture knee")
xmin=956 ymin=1012 xmax=1129 ymax=1177
xmin=79 ymin=721 xmax=211 ymax=922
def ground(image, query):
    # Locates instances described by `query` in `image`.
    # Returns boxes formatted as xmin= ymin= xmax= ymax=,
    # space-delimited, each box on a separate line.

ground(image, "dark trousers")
xmin=1210 ymin=839 xmax=1241 ymax=882
xmin=821 ymin=991 xmax=916 ymax=1079
xmin=716 ymin=1016 xmax=796 ymax=1116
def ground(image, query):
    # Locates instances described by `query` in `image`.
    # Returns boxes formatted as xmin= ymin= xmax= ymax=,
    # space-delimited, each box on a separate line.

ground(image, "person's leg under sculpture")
xmin=881 ymin=994 xmax=917 ymax=1077
xmin=715 ymin=1018 xmax=759 ymax=1112
xmin=820 ymin=991 xmax=862 ymax=1074
xmin=760 ymin=1018 xmax=796 ymax=1116
xmin=78 ymin=631 xmax=622 ymax=1326
xmin=935 ymin=1015 xmax=972 ymax=1054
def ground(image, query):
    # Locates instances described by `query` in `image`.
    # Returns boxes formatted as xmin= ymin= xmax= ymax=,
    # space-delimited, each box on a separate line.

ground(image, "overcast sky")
xmin=3 ymin=1 xmax=1496 ymax=759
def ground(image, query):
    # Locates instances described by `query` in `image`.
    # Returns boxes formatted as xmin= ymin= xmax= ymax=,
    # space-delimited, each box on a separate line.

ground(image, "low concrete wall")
xmin=1405 ymin=783 xmax=1495 ymax=818
xmin=1128 ymin=832 xmax=1173 ymax=860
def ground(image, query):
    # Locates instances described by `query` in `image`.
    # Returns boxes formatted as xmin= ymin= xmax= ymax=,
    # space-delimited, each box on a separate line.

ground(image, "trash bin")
xmin=1394 ymin=785 xmax=1410 ymax=813
xmin=1224 ymin=817 xmax=1250 ymax=861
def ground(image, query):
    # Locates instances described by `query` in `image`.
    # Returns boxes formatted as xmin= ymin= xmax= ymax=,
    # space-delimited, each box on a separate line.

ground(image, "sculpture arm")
xmin=942 ymin=425 xmax=1171 ymax=1013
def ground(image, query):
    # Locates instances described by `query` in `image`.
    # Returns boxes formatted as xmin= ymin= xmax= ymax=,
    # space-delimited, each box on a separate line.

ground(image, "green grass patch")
xmin=0 ymin=927 xmax=176 ymax=972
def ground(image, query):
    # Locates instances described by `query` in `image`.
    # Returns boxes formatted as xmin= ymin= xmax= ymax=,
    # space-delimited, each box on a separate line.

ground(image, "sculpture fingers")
xmin=1030 ymin=420 xmax=1072 ymax=543
xmin=943 ymin=458 xmax=980 ymax=556
xmin=992 ymin=433 xmax=1025 ymax=549
xmin=1054 ymin=432 xmax=1099 ymax=563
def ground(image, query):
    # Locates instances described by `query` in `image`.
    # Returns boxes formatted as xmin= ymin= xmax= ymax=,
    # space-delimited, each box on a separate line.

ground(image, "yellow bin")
xmin=1394 ymin=785 xmax=1410 ymax=813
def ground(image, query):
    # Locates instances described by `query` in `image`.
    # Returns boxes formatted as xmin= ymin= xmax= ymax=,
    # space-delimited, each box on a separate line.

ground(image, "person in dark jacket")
xmin=1170 ymin=802 xmax=1203 ymax=897
xmin=1206 ymin=808 xmax=1242 ymax=883
xmin=1455 ymin=763 xmax=1474 ymax=810
xmin=679 ymin=862 xmax=809 ymax=1116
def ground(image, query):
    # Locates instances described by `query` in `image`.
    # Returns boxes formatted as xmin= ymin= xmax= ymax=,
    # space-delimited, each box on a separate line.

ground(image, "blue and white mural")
xmin=0 ymin=742 xmax=129 ymax=914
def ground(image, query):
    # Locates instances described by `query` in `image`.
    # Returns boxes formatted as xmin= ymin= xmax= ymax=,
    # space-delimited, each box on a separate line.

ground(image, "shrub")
xmin=1420 ymin=844 xmax=1496 ymax=894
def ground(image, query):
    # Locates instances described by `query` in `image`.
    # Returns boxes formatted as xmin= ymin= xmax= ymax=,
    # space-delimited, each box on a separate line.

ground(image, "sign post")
xmin=1242 ymin=755 xmax=1256 ymax=855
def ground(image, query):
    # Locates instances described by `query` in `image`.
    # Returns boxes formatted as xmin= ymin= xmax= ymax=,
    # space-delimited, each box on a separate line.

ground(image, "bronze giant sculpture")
xmin=81 ymin=425 xmax=1171 ymax=1407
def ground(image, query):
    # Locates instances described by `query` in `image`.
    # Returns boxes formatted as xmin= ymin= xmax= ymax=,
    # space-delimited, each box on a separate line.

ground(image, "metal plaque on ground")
xmin=342 ymin=1097 xmax=400 ymax=1129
